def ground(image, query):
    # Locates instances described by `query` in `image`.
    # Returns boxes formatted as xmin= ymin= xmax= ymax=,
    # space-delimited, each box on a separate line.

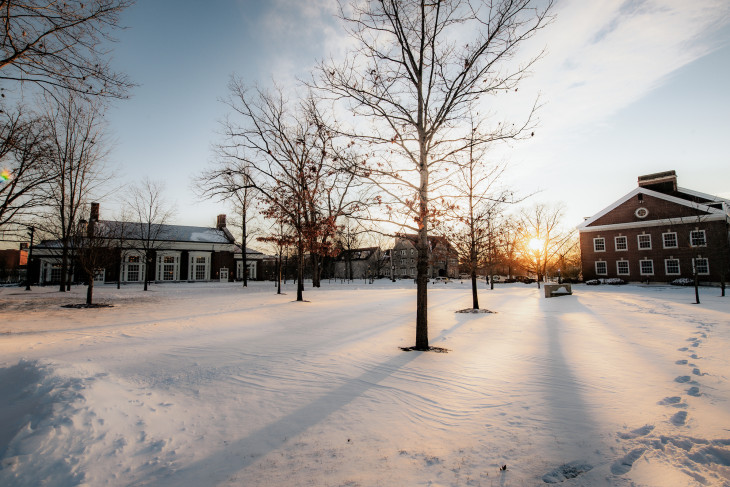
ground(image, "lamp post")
xmin=25 ymin=226 xmax=35 ymax=291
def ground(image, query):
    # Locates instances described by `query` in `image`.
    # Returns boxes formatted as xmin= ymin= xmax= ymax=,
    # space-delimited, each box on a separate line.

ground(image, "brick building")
xmin=577 ymin=171 xmax=729 ymax=284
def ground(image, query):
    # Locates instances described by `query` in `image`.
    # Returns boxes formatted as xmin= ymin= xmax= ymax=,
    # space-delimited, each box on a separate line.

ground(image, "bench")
xmin=544 ymin=283 xmax=572 ymax=298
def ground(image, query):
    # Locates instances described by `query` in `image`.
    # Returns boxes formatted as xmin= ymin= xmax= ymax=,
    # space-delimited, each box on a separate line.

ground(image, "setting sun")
xmin=529 ymin=237 xmax=544 ymax=251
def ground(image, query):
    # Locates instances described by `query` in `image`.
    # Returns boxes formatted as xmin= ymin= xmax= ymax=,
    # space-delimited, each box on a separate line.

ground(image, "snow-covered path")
xmin=1 ymin=281 xmax=728 ymax=486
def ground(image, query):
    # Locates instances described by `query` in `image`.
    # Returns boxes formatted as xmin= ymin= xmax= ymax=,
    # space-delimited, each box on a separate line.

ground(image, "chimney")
xmin=637 ymin=170 xmax=677 ymax=194
xmin=216 ymin=214 xmax=226 ymax=230
xmin=90 ymin=202 xmax=100 ymax=222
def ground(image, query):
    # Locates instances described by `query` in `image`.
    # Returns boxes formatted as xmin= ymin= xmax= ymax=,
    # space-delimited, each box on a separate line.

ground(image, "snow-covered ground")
xmin=1 ymin=280 xmax=728 ymax=486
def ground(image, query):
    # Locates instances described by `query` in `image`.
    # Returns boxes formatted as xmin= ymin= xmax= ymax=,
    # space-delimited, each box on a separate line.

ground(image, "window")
xmin=635 ymin=207 xmax=649 ymax=218
xmin=93 ymin=268 xmax=106 ymax=283
xmin=693 ymin=258 xmax=709 ymax=275
xmin=595 ymin=261 xmax=607 ymax=275
xmin=128 ymin=255 xmax=140 ymax=263
xmin=663 ymin=232 xmax=678 ymax=249
xmin=614 ymin=236 xmax=627 ymax=251
xmin=157 ymin=253 xmax=180 ymax=281
xmin=616 ymin=261 xmax=629 ymax=275
xmin=690 ymin=230 xmax=706 ymax=247
xmin=593 ymin=237 xmax=606 ymax=252
xmin=637 ymin=234 xmax=652 ymax=250
xmin=124 ymin=253 xmax=144 ymax=282
xmin=665 ymin=259 xmax=680 ymax=275
xmin=189 ymin=253 xmax=210 ymax=281
xmin=127 ymin=264 xmax=140 ymax=282
xmin=401 ymin=249 xmax=406 ymax=256
xmin=640 ymin=259 xmax=654 ymax=275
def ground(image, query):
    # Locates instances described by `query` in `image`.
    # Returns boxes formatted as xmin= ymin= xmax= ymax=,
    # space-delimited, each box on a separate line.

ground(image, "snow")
xmin=1 ymin=280 xmax=729 ymax=486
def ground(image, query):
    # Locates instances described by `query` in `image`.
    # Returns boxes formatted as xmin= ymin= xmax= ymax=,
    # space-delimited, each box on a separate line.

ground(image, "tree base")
xmin=62 ymin=303 xmax=114 ymax=309
xmin=399 ymin=346 xmax=449 ymax=353
xmin=455 ymin=308 xmax=495 ymax=314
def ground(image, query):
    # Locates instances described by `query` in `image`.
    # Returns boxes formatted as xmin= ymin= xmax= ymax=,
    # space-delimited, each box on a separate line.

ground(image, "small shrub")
xmin=605 ymin=278 xmax=626 ymax=285
xmin=585 ymin=279 xmax=601 ymax=286
xmin=671 ymin=278 xmax=694 ymax=286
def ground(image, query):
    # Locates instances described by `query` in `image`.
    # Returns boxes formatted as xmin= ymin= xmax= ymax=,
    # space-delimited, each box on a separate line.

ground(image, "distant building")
xmin=333 ymin=247 xmax=384 ymax=280
xmin=0 ymin=245 xmax=27 ymax=284
xmin=577 ymin=171 xmax=730 ymax=283
xmin=31 ymin=203 xmax=238 ymax=285
xmin=233 ymin=245 xmax=269 ymax=281
xmin=391 ymin=235 xmax=459 ymax=279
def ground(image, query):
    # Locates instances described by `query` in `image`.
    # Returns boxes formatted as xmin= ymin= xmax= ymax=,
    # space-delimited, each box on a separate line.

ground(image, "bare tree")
xmin=315 ymin=0 xmax=552 ymax=349
xmin=40 ymin=94 xmax=108 ymax=292
xmin=516 ymin=203 xmax=571 ymax=288
xmin=0 ymin=107 xmax=54 ymax=233
xmin=0 ymin=0 xmax=134 ymax=100
xmin=214 ymin=80 xmax=360 ymax=301
xmin=125 ymin=178 xmax=176 ymax=291
xmin=199 ymin=167 xmax=259 ymax=287
xmin=73 ymin=203 xmax=117 ymax=304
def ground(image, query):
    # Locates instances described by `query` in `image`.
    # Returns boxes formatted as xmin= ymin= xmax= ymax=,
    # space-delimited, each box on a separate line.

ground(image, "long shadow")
xmin=147 ymin=349 xmax=418 ymax=486
xmin=536 ymin=296 xmax=601 ymax=458
xmin=147 ymin=308 xmax=478 ymax=486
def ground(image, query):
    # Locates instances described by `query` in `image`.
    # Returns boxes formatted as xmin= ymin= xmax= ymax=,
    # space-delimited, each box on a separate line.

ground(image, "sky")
xmin=100 ymin=0 xmax=730 ymax=239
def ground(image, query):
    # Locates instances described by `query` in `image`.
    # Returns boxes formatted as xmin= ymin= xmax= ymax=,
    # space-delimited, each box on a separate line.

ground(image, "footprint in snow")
xmin=675 ymin=359 xmax=688 ymax=365
xmin=617 ymin=424 xmax=654 ymax=440
xmin=542 ymin=461 xmax=593 ymax=483
xmin=658 ymin=396 xmax=681 ymax=406
xmin=677 ymin=347 xmax=689 ymax=352
xmin=687 ymin=386 xmax=701 ymax=397
xmin=675 ymin=376 xmax=692 ymax=383
xmin=692 ymin=368 xmax=705 ymax=376
xmin=610 ymin=448 xmax=646 ymax=475
xmin=691 ymin=342 xmax=700 ymax=347
xmin=670 ymin=411 xmax=688 ymax=426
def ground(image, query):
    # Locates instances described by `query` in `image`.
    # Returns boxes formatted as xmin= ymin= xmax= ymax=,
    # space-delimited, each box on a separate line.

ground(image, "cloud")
xmin=524 ymin=0 xmax=730 ymax=134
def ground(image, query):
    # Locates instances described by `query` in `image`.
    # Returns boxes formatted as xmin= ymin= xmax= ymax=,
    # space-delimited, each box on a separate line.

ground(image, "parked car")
xmin=514 ymin=276 xmax=535 ymax=284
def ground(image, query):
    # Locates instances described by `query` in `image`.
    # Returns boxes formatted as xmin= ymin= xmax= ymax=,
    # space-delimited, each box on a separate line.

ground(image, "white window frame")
xmin=664 ymin=259 xmax=680 ymax=276
xmin=122 ymin=251 xmax=145 ymax=283
xmin=157 ymin=251 xmax=180 ymax=282
xmin=692 ymin=258 xmax=709 ymax=275
xmin=614 ymin=236 xmax=628 ymax=251
xmin=616 ymin=260 xmax=629 ymax=275
xmin=93 ymin=268 xmax=106 ymax=283
xmin=593 ymin=237 xmax=606 ymax=252
xmin=662 ymin=232 xmax=678 ymax=249
xmin=188 ymin=252 xmax=211 ymax=282
xmin=637 ymin=234 xmax=652 ymax=250
xmin=595 ymin=261 xmax=607 ymax=275
xmin=237 ymin=260 xmax=257 ymax=280
xmin=690 ymin=230 xmax=707 ymax=247
xmin=639 ymin=259 xmax=654 ymax=276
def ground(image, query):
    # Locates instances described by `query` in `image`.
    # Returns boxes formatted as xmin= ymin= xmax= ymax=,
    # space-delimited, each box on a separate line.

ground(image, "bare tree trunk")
xmin=60 ymin=244 xmax=68 ymax=292
xmin=296 ymin=241 xmax=304 ymax=302
xmin=242 ymin=209 xmax=248 ymax=287
xmin=471 ymin=271 xmax=479 ymax=310
xmin=415 ymin=162 xmax=430 ymax=350
xmin=86 ymin=276 xmax=94 ymax=305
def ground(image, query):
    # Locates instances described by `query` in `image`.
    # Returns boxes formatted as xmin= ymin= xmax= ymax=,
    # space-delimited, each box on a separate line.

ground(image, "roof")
xmin=576 ymin=185 xmax=729 ymax=232
xmin=102 ymin=221 xmax=234 ymax=244
xmin=336 ymin=247 xmax=379 ymax=261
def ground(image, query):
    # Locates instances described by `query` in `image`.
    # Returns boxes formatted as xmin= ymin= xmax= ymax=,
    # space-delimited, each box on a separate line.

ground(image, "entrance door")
xmin=219 ymin=268 xmax=229 ymax=282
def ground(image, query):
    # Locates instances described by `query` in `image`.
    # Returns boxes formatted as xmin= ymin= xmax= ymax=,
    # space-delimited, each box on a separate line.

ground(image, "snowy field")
xmin=0 ymin=280 xmax=729 ymax=487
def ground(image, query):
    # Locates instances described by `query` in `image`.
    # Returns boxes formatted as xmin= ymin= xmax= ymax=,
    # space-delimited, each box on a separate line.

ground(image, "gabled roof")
xmin=336 ymin=247 xmax=379 ymax=261
xmin=101 ymin=221 xmax=234 ymax=244
xmin=577 ymin=186 xmax=729 ymax=232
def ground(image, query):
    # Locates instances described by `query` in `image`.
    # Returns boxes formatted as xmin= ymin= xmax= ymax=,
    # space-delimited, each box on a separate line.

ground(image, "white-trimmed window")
xmin=616 ymin=261 xmax=629 ymax=275
xmin=662 ymin=232 xmax=678 ymax=249
xmin=665 ymin=259 xmax=680 ymax=275
xmin=690 ymin=230 xmax=707 ymax=247
xmin=640 ymin=259 xmax=654 ymax=275
xmin=593 ymin=237 xmax=606 ymax=252
xmin=93 ymin=268 xmax=106 ymax=283
xmin=614 ymin=236 xmax=628 ymax=251
xmin=157 ymin=252 xmax=180 ymax=281
xmin=693 ymin=258 xmax=710 ymax=275
xmin=637 ymin=234 xmax=652 ymax=250
xmin=189 ymin=252 xmax=211 ymax=281
xmin=236 ymin=260 xmax=256 ymax=280
xmin=595 ymin=261 xmax=607 ymax=275
xmin=123 ymin=252 xmax=145 ymax=282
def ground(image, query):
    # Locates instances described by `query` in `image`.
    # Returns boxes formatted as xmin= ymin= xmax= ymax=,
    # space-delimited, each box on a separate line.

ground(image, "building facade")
xmin=578 ymin=171 xmax=730 ymax=283
xmin=391 ymin=235 xmax=459 ymax=279
xmin=32 ymin=204 xmax=238 ymax=285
